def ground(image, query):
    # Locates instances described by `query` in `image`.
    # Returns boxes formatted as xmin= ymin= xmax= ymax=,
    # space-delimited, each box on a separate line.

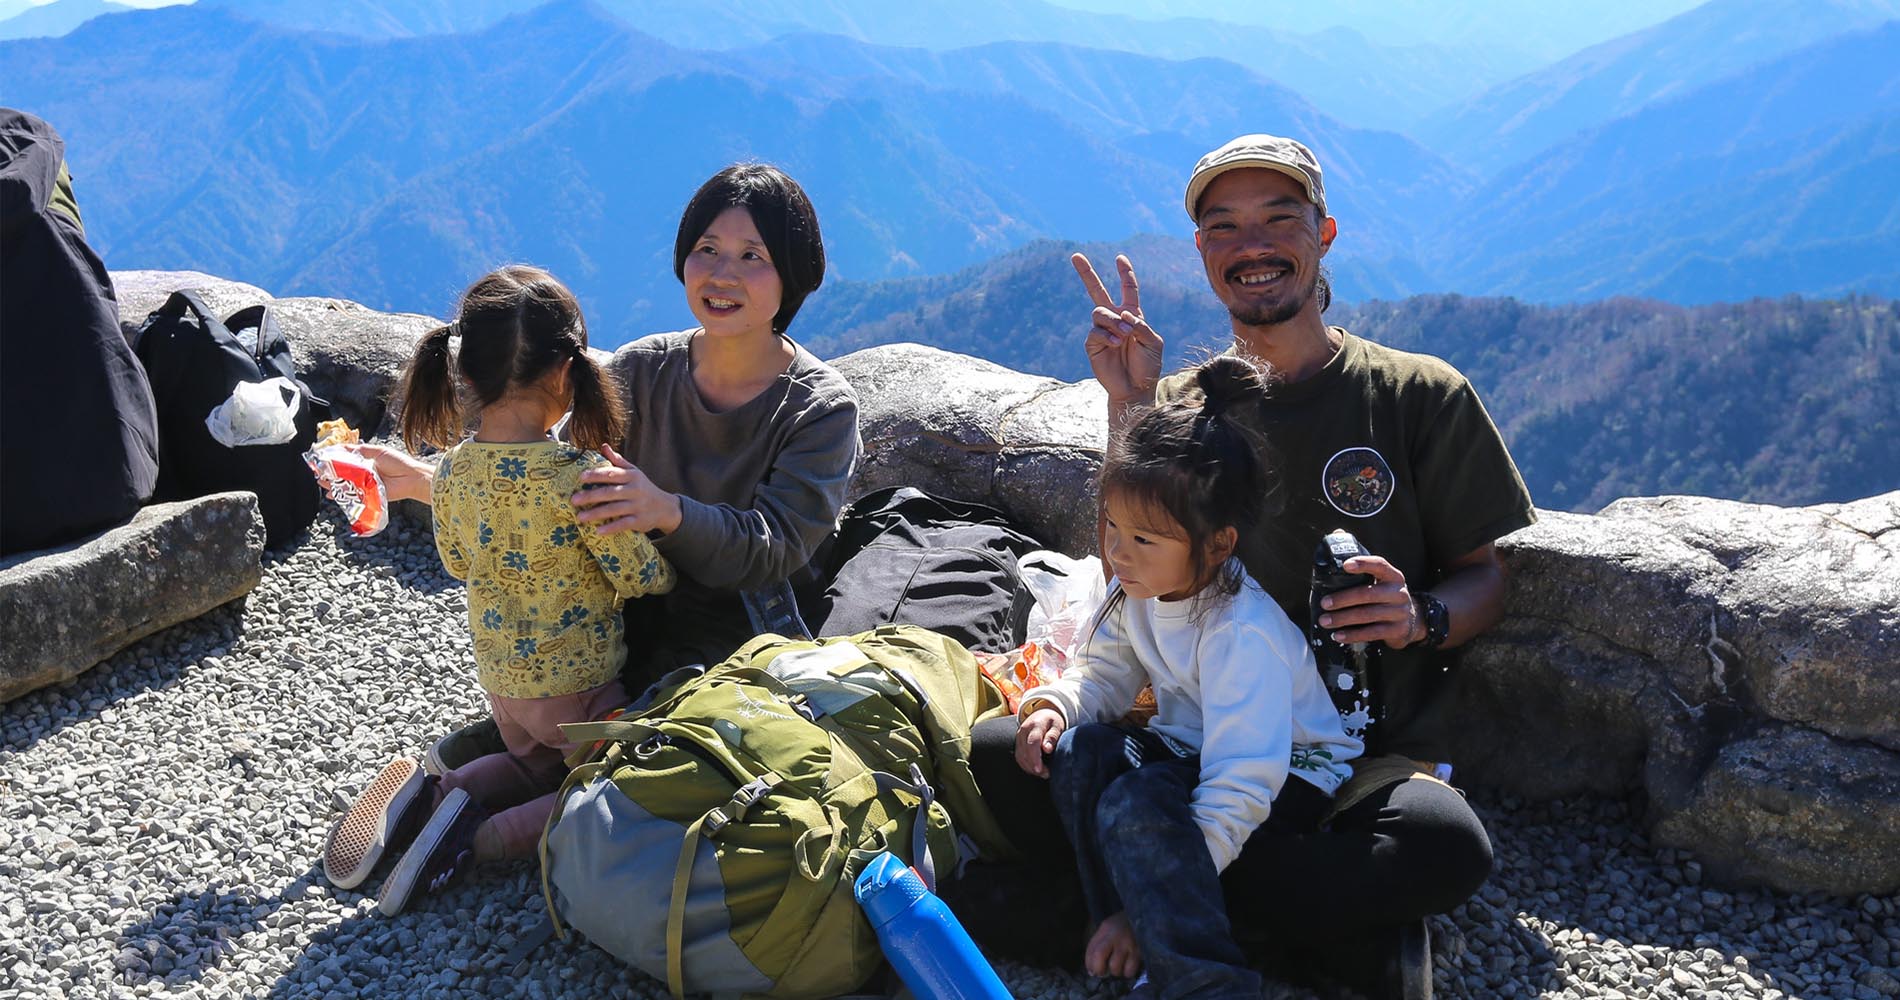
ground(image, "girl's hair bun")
xmin=1193 ymin=354 xmax=1268 ymax=415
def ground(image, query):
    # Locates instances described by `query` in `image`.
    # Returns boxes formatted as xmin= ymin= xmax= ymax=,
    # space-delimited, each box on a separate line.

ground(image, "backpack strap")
xmin=666 ymin=774 xmax=783 ymax=1000
xmin=872 ymin=763 xmax=944 ymax=893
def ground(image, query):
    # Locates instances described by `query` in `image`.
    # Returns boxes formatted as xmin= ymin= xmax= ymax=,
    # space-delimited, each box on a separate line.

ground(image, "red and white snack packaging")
xmin=304 ymin=445 xmax=389 ymax=536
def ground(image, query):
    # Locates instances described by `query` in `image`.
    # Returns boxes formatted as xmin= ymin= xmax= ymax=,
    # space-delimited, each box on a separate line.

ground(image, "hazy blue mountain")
xmin=802 ymin=234 xmax=1236 ymax=380
xmin=4 ymin=0 xmax=1462 ymax=341
xmin=727 ymin=34 xmax=1469 ymax=280
xmin=1419 ymin=0 xmax=1900 ymax=173
xmin=0 ymin=0 xmax=132 ymax=39
xmin=803 ymin=241 xmax=1900 ymax=511
xmin=198 ymin=0 xmax=1517 ymax=131
xmin=196 ymin=0 xmax=543 ymax=36
xmin=1447 ymin=21 xmax=1900 ymax=303
xmin=1040 ymin=0 xmax=1706 ymax=65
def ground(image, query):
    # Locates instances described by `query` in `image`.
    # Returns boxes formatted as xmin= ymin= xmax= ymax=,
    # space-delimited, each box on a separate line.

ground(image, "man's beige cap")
xmin=1184 ymin=133 xmax=1327 ymax=222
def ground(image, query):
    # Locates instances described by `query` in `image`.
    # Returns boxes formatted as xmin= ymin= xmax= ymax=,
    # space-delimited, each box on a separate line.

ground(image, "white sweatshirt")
xmin=1022 ymin=571 xmax=1362 ymax=872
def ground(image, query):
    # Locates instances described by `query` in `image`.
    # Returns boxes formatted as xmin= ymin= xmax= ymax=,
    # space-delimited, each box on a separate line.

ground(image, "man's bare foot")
xmin=1084 ymin=911 xmax=1143 ymax=979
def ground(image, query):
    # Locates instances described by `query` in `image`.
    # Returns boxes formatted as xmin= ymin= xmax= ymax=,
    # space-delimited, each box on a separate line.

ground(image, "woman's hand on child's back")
xmin=1014 ymin=707 xmax=1067 ymax=778
xmin=572 ymin=444 xmax=684 ymax=538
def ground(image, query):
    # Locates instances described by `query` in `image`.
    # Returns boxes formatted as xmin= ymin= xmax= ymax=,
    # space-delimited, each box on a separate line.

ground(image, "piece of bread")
xmin=315 ymin=418 xmax=359 ymax=449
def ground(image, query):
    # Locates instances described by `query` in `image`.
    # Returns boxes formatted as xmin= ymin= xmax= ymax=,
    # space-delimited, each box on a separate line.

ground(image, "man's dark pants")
xmin=945 ymin=717 xmax=1493 ymax=976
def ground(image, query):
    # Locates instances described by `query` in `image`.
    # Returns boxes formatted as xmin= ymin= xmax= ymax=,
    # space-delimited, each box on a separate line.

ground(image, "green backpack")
xmin=539 ymin=624 xmax=1016 ymax=1000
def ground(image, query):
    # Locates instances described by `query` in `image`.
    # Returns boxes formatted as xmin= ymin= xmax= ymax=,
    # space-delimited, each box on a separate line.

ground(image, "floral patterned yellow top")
xmin=432 ymin=441 xmax=675 ymax=699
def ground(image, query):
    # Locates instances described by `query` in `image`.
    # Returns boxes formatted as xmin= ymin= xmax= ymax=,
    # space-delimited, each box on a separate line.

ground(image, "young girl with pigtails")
xmin=1014 ymin=355 xmax=1362 ymax=997
xmin=321 ymin=264 xmax=675 ymax=915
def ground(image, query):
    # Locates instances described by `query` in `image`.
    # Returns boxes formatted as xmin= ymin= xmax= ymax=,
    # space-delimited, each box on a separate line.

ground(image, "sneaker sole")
xmin=380 ymin=788 xmax=473 ymax=917
xmin=322 ymin=758 xmax=423 ymax=890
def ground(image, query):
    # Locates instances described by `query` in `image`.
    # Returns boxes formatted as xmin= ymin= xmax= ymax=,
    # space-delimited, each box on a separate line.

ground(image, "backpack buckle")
xmin=733 ymin=777 xmax=774 ymax=808
xmin=702 ymin=808 xmax=731 ymax=838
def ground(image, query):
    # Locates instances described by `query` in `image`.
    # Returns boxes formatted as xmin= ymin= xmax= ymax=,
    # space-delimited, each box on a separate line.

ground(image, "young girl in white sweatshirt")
xmin=1015 ymin=356 xmax=1361 ymax=999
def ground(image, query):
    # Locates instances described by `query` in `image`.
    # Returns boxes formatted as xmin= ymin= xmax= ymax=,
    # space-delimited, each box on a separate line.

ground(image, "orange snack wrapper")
xmin=305 ymin=445 xmax=388 ymax=536
xmin=977 ymin=642 xmax=1060 ymax=714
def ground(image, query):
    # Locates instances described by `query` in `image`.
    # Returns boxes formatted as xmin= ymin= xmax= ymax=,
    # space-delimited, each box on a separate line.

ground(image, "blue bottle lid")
xmin=853 ymin=851 xmax=929 ymax=927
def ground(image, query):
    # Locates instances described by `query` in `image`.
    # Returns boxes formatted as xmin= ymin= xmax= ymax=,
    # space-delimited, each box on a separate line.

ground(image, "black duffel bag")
xmin=803 ymin=485 xmax=1042 ymax=654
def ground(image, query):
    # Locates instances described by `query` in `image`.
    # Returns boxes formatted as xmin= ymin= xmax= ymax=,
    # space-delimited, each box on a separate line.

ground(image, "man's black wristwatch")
xmin=1414 ymin=591 xmax=1450 ymax=649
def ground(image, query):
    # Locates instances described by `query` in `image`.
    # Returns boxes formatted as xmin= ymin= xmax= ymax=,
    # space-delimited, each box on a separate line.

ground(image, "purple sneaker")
xmin=378 ymin=788 xmax=485 ymax=916
xmin=322 ymin=758 xmax=435 ymax=890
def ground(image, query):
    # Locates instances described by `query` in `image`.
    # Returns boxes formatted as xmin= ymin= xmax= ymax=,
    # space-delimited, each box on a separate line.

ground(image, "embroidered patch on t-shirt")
xmin=1321 ymin=447 xmax=1395 ymax=518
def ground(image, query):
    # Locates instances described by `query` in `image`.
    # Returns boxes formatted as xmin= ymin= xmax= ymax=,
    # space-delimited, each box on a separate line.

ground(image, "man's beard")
xmin=1226 ymin=261 xmax=1319 ymax=327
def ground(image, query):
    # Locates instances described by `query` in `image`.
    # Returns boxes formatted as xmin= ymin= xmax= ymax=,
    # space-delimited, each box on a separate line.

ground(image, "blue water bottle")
xmin=853 ymin=851 xmax=1014 ymax=1000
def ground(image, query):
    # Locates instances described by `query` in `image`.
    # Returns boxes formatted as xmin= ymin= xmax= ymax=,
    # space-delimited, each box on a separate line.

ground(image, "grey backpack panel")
xmin=547 ymin=777 xmax=773 ymax=996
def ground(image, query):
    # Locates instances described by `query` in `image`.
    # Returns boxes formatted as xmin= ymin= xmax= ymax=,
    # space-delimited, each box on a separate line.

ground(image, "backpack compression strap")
xmin=871 ymin=763 xmax=944 ymax=892
xmin=666 ymin=774 xmax=782 ymax=1000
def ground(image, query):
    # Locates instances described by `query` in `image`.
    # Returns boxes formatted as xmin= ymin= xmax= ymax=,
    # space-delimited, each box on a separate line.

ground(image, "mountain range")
xmin=0 ymin=0 xmax=127 ymax=39
xmin=1420 ymin=0 xmax=1900 ymax=174
xmin=177 ymin=0 xmax=1526 ymax=131
xmin=3 ymin=0 xmax=1466 ymax=334
xmin=3 ymin=0 xmax=1897 ymax=509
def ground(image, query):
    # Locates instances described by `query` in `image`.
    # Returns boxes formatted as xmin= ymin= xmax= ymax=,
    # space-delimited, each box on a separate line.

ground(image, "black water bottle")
xmin=1309 ymin=529 xmax=1378 ymax=739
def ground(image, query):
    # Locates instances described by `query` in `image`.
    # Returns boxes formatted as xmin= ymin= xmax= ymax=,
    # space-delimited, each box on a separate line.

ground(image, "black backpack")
xmin=132 ymin=290 xmax=328 ymax=549
xmin=804 ymin=486 xmax=1041 ymax=654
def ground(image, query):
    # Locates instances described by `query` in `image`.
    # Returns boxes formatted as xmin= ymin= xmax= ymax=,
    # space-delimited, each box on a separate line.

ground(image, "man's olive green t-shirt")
xmin=1156 ymin=330 xmax=1535 ymax=762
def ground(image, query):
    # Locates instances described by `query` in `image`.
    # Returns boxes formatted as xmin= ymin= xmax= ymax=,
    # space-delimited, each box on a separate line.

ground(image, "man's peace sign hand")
xmin=1074 ymin=252 xmax=1163 ymax=405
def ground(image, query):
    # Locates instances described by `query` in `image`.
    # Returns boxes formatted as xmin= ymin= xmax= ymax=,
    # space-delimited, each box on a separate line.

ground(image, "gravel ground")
xmin=3 ymin=513 xmax=1897 ymax=1000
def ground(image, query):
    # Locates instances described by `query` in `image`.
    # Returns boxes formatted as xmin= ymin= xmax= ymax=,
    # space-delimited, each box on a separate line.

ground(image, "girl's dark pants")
xmin=1047 ymin=722 xmax=1329 ymax=1000
xmin=949 ymin=716 xmax=1493 ymax=979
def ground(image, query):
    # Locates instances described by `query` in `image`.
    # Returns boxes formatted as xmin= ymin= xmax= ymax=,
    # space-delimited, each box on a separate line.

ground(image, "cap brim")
xmin=1185 ymin=160 xmax=1322 ymax=222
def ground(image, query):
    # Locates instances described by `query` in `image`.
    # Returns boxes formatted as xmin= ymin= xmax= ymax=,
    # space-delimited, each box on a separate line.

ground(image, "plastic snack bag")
xmin=977 ymin=642 xmax=1060 ymax=714
xmin=305 ymin=444 xmax=388 ymax=536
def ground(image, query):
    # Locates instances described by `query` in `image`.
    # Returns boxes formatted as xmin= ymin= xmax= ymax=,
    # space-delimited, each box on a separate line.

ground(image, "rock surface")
xmin=270 ymin=296 xmax=441 ymax=438
xmin=834 ymin=343 xmax=1108 ymax=554
xmin=1459 ymin=491 xmax=1900 ymax=895
xmin=0 ymin=492 xmax=263 ymax=703
xmin=112 ymin=270 xmax=272 ymax=331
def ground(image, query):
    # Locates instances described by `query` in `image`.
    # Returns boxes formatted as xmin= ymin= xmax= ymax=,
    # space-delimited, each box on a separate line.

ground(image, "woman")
xmin=363 ymin=162 xmax=860 ymax=770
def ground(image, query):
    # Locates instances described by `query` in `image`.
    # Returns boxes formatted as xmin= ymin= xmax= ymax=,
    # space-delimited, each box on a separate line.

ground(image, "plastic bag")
xmin=1019 ymin=550 xmax=1105 ymax=675
xmin=304 ymin=445 xmax=388 ymax=536
xmin=205 ymin=377 xmax=301 ymax=447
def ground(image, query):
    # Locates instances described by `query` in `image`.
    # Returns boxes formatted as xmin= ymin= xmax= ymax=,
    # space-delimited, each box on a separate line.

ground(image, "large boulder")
xmin=0 ymin=492 xmax=264 ymax=703
xmin=269 ymin=296 xmax=440 ymax=437
xmin=1650 ymin=722 xmax=1900 ymax=895
xmin=112 ymin=270 xmax=271 ymax=330
xmin=1460 ymin=491 xmax=1900 ymax=894
xmin=832 ymin=343 xmax=1108 ymax=553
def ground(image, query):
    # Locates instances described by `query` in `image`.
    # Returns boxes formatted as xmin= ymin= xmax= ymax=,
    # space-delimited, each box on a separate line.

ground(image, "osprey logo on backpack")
xmin=132 ymin=290 xmax=330 ymax=548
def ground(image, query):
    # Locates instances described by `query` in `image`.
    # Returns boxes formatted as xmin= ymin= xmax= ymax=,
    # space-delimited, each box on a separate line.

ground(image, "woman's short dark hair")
xmin=672 ymin=163 xmax=826 ymax=334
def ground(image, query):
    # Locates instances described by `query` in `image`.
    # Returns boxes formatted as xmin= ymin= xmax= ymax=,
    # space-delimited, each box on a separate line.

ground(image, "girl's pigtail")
xmin=397 ymin=324 xmax=461 ymax=452
xmin=564 ymin=344 xmax=627 ymax=453
xmin=1191 ymin=357 xmax=1273 ymax=501
xmin=1190 ymin=356 xmax=1274 ymax=600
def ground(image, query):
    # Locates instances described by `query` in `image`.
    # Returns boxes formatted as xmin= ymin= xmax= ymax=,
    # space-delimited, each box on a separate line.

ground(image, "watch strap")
xmin=1416 ymin=592 xmax=1450 ymax=649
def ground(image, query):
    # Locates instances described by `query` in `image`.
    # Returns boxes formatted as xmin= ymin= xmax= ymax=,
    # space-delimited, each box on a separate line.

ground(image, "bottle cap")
xmin=853 ymin=851 xmax=929 ymax=928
